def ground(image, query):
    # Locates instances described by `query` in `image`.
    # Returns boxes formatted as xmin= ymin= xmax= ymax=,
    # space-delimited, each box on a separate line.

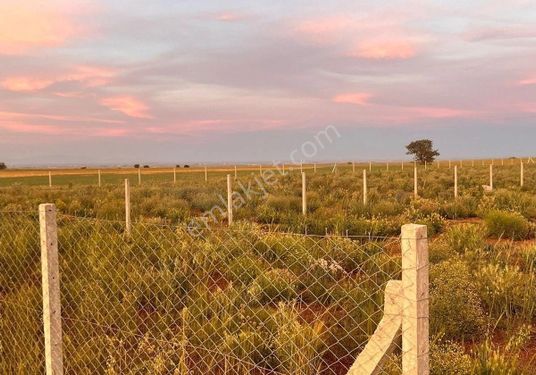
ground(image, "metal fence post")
xmin=39 ymin=203 xmax=63 ymax=375
xmin=401 ymin=224 xmax=429 ymax=375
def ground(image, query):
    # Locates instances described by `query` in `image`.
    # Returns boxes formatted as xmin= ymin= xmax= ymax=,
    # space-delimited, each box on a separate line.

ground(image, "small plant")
xmin=471 ymin=324 xmax=531 ymax=375
xmin=274 ymin=303 xmax=325 ymax=375
xmin=430 ymin=260 xmax=486 ymax=340
xmin=430 ymin=338 xmax=473 ymax=375
xmin=485 ymin=210 xmax=530 ymax=240
xmin=443 ymin=223 xmax=485 ymax=255
xmin=248 ymin=269 xmax=298 ymax=303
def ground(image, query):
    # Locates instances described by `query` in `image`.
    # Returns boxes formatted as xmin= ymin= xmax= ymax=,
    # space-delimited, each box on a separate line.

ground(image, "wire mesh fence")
xmin=0 ymin=207 xmax=428 ymax=375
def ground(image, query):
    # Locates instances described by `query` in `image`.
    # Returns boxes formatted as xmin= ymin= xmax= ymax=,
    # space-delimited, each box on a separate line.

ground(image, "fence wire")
xmin=1 ymin=211 xmax=411 ymax=375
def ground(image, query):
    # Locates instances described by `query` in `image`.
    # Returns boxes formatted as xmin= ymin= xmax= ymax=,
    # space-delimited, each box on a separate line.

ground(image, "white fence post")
xmin=454 ymin=165 xmax=458 ymax=198
xmin=124 ymin=179 xmax=131 ymax=237
xmin=39 ymin=203 xmax=64 ymax=375
xmin=227 ymin=174 xmax=233 ymax=225
xmin=401 ymin=224 xmax=429 ymax=375
xmin=137 ymin=168 xmax=141 ymax=186
xmin=520 ymin=161 xmax=524 ymax=187
xmin=234 ymin=165 xmax=237 ymax=180
xmin=363 ymin=169 xmax=368 ymax=205
xmin=489 ymin=164 xmax=493 ymax=190
xmin=173 ymin=167 xmax=177 ymax=184
xmin=352 ymin=161 xmax=355 ymax=174
xmin=369 ymin=161 xmax=372 ymax=172
xmin=204 ymin=166 xmax=208 ymax=182
xmin=414 ymin=166 xmax=418 ymax=198
xmin=302 ymin=172 xmax=307 ymax=216
xmin=98 ymin=169 xmax=101 ymax=187
xmin=313 ymin=163 xmax=317 ymax=173
xmin=48 ymin=171 xmax=52 ymax=188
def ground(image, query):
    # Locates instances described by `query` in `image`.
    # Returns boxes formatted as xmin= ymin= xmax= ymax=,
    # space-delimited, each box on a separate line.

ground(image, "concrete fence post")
xmin=39 ymin=203 xmax=64 ymax=375
xmin=302 ymin=172 xmax=307 ymax=216
xmin=260 ymin=164 xmax=263 ymax=175
xmin=363 ymin=169 xmax=367 ymax=205
xmin=489 ymin=164 xmax=493 ymax=190
xmin=521 ymin=161 xmax=524 ymax=187
xmin=402 ymin=161 xmax=404 ymax=170
xmin=234 ymin=165 xmax=238 ymax=180
xmin=98 ymin=169 xmax=101 ymax=187
xmin=124 ymin=179 xmax=131 ymax=237
xmin=173 ymin=167 xmax=177 ymax=184
xmin=300 ymin=161 xmax=303 ymax=174
xmin=227 ymin=174 xmax=233 ymax=225
xmin=454 ymin=165 xmax=458 ymax=199
xmin=401 ymin=224 xmax=429 ymax=375
xmin=48 ymin=171 xmax=52 ymax=188
xmin=137 ymin=168 xmax=141 ymax=186
xmin=204 ymin=166 xmax=208 ymax=182
xmin=387 ymin=162 xmax=389 ymax=171
xmin=352 ymin=161 xmax=355 ymax=174
xmin=369 ymin=161 xmax=372 ymax=172
xmin=414 ymin=166 xmax=418 ymax=199
xmin=313 ymin=163 xmax=317 ymax=173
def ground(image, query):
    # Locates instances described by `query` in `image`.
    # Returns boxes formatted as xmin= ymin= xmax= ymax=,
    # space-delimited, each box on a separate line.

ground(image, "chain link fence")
xmin=1 ymin=207 xmax=428 ymax=374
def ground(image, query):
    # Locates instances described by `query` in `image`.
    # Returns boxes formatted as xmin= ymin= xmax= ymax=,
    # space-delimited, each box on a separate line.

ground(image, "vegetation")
xmin=0 ymin=162 xmax=7 ymax=170
xmin=0 ymin=161 xmax=535 ymax=373
xmin=406 ymin=139 xmax=440 ymax=164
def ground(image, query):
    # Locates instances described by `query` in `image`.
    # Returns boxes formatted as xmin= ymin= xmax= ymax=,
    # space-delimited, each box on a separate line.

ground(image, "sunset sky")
xmin=1 ymin=0 xmax=536 ymax=165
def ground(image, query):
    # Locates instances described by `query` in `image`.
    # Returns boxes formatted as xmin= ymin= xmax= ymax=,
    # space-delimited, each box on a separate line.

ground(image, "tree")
xmin=0 ymin=162 xmax=6 ymax=170
xmin=406 ymin=139 xmax=439 ymax=164
xmin=134 ymin=164 xmax=140 ymax=168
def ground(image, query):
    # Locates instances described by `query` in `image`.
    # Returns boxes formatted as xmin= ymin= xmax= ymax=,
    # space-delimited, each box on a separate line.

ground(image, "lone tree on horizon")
xmin=406 ymin=139 xmax=439 ymax=164
xmin=0 ymin=162 xmax=6 ymax=170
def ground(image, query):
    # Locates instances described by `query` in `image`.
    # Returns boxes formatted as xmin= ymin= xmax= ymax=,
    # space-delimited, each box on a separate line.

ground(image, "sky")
xmin=1 ymin=0 xmax=536 ymax=166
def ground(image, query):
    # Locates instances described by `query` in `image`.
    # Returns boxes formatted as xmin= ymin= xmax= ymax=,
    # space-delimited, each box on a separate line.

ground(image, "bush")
xmin=0 ymin=162 xmax=6 ymax=169
xmin=443 ymin=224 xmax=485 ymax=255
xmin=430 ymin=339 xmax=473 ymax=375
xmin=430 ymin=260 xmax=486 ymax=340
xmin=248 ymin=269 xmax=298 ymax=303
xmin=226 ymin=254 xmax=266 ymax=286
xmin=484 ymin=210 xmax=530 ymax=240
xmin=474 ymin=264 xmax=535 ymax=321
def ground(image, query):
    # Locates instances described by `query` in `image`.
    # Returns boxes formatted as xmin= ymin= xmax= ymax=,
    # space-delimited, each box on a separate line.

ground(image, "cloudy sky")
xmin=1 ymin=0 xmax=536 ymax=165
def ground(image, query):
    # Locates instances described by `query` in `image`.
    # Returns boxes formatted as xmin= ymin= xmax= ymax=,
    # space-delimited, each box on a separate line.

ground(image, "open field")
xmin=1 ymin=160 xmax=535 ymax=374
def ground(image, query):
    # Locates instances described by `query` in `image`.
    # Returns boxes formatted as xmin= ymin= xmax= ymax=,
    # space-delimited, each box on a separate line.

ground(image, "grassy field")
xmin=0 ymin=160 xmax=535 ymax=374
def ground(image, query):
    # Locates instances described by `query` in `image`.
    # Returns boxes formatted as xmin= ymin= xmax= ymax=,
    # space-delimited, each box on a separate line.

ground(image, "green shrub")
xmin=226 ymin=254 xmax=266 ymax=286
xmin=471 ymin=325 xmax=531 ymax=375
xmin=443 ymin=224 xmax=485 ymax=254
xmin=274 ymin=303 xmax=324 ymax=375
xmin=431 ymin=339 xmax=473 ymax=375
xmin=430 ymin=260 xmax=486 ymax=340
xmin=474 ymin=264 xmax=536 ymax=322
xmin=248 ymin=269 xmax=298 ymax=303
xmin=484 ymin=210 xmax=530 ymax=240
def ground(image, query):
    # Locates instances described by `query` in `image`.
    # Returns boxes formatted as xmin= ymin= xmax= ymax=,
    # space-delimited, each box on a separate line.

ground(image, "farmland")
xmin=1 ymin=160 xmax=535 ymax=374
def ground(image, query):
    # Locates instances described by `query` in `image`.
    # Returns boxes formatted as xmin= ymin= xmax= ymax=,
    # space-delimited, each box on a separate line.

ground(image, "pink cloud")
xmin=349 ymin=38 xmax=417 ymax=60
xmin=100 ymin=96 xmax=152 ymax=119
xmin=518 ymin=76 xmax=536 ymax=86
xmin=0 ymin=1 xmax=83 ymax=54
xmin=213 ymin=12 xmax=247 ymax=22
xmin=1 ymin=77 xmax=53 ymax=92
xmin=293 ymin=16 xmax=353 ymax=44
xmin=1 ymin=65 xmax=116 ymax=93
xmin=333 ymin=93 xmax=372 ymax=105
